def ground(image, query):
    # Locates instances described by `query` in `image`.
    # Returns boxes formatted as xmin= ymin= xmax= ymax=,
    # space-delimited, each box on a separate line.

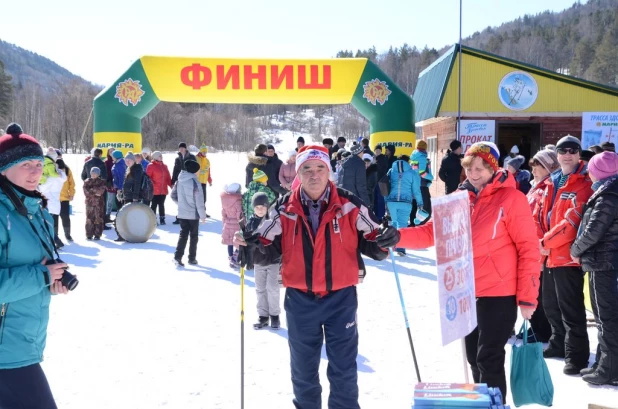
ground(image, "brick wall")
xmin=419 ymin=117 xmax=457 ymax=198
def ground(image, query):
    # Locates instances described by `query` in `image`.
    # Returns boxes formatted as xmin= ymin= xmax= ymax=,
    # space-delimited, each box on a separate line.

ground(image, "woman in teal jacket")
xmin=0 ymin=124 xmax=69 ymax=409
xmin=385 ymin=156 xmax=423 ymax=255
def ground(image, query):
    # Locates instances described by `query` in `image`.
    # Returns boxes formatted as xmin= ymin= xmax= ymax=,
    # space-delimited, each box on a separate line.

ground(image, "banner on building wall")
xmin=582 ymin=112 xmax=618 ymax=149
xmin=432 ymin=191 xmax=477 ymax=346
xmin=458 ymin=120 xmax=496 ymax=153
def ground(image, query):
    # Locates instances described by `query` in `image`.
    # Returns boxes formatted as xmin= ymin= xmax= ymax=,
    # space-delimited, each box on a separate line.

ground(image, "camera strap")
xmin=0 ymin=177 xmax=58 ymax=260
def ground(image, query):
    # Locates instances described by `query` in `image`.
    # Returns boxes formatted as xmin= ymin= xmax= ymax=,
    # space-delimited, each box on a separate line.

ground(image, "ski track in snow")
xmin=41 ymin=151 xmax=617 ymax=408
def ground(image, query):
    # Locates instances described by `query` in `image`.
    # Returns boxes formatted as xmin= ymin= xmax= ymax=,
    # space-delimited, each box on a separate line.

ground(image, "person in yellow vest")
xmin=196 ymin=144 xmax=213 ymax=218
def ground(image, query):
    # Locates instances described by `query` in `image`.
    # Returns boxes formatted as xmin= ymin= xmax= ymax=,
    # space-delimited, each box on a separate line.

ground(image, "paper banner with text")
xmin=432 ymin=191 xmax=477 ymax=346
xmin=458 ymin=120 xmax=495 ymax=153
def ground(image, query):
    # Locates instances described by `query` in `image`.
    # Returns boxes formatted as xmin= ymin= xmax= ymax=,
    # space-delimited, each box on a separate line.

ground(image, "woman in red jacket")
xmin=146 ymin=151 xmax=172 ymax=225
xmin=398 ymin=142 xmax=540 ymax=402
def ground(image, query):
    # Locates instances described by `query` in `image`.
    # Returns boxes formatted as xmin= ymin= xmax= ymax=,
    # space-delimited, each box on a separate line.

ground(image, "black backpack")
xmin=140 ymin=173 xmax=154 ymax=201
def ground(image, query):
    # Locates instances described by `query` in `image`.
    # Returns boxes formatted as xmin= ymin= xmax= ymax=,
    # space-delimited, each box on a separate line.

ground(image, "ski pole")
xmin=389 ymin=248 xmax=422 ymax=382
xmin=240 ymin=266 xmax=245 ymax=409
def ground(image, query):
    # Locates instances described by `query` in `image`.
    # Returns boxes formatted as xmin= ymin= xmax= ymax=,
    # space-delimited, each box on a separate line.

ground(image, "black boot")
xmin=55 ymin=237 xmax=65 ymax=249
xmin=580 ymin=364 xmax=598 ymax=376
xmin=159 ymin=216 xmax=166 ymax=225
xmin=64 ymin=229 xmax=73 ymax=242
xmin=270 ymin=315 xmax=280 ymax=330
xmin=253 ymin=316 xmax=269 ymax=330
xmin=582 ymin=355 xmax=618 ymax=385
xmin=174 ymin=257 xmax=184 ymax=267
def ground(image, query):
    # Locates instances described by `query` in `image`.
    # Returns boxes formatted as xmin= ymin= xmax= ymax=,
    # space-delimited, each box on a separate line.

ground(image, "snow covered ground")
xmin=42 ymin=151 xmax=617 ymax=408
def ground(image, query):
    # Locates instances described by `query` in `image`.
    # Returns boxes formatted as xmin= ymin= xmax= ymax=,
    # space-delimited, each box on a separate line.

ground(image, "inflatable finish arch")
xmin=93 ymin=57 xmax=415 ymax=155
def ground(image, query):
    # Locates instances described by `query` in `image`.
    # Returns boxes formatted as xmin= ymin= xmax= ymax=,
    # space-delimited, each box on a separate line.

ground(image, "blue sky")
xmin=1 ymin=0 xmax=577 ymax=86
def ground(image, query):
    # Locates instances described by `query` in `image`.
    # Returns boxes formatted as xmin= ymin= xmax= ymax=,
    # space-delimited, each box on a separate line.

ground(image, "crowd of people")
xmin=1 ymin=119 xmax=617 ymax=408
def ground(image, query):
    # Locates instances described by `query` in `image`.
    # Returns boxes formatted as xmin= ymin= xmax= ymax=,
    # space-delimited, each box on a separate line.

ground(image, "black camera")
xmin=46 ymin=258 xmax=79 ymax=291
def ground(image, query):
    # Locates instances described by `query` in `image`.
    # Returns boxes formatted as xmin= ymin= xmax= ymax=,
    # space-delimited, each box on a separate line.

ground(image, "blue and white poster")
xmin=498 ymin=71 xmax=539 ymax=111
xmin=582 ymin=112 xmax=618 ymax=149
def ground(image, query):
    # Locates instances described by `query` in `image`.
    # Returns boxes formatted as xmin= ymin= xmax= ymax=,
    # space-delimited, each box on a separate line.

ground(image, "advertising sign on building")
xmin=498 ymin=71 xmax=539 ymax=111
xmin=432 ymin=191 xmax=477 ymax=346
xmin=582 ymin=112 xmax=618 ymax=149
xmin=459 ymin=120 xmax=496 ymax=153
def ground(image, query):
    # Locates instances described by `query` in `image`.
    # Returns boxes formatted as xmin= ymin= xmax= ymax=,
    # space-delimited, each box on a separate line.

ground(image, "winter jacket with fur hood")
xmin=245 ymin=153 xmax=285 ymax=195
xmin=171 ymin=171 xmax=206 ymax=220
xmin=398 ymin=170 xmax=541 ymax=307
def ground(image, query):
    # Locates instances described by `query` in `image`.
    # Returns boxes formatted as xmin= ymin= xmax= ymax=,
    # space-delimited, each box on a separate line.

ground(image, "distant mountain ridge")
xmin=0 ymin=39 xmax=91 ymax=93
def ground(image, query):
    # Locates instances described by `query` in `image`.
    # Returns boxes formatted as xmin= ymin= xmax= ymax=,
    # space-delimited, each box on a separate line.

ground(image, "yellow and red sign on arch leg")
xmin=93 ymin=57 xmax=416 ymax=155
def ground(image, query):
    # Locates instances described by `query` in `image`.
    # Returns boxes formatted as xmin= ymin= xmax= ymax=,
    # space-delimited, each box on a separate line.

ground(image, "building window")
xmin=427 ymin=136 xmax=438 ymax=172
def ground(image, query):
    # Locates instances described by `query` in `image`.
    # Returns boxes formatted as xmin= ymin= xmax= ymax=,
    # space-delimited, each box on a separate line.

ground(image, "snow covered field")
xmin=42 ymin=151 xmax=617 ymax=408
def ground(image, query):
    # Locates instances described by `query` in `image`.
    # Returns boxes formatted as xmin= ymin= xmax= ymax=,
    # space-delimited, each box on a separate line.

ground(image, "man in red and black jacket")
xmin=236 ymin=145 xmax=399 ymax=409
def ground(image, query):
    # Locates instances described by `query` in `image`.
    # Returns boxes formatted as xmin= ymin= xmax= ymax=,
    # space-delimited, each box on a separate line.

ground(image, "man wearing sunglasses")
xmin=534 ymin=135 xmax=592 ymax=375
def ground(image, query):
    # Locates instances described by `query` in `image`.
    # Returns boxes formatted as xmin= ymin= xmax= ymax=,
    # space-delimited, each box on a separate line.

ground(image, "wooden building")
xmin=414 ymin=44 xmax=618 ymax=197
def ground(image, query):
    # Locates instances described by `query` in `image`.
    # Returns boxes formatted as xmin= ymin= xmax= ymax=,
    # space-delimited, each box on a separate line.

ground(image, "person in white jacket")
xmin=38 ymin=148 xmax=67 ymax=248
xmin=171 ymin=160 xmax=205 ymax=266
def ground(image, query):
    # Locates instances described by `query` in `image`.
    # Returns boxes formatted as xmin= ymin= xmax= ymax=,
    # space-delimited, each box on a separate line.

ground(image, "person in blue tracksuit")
xmin=0 ymin=123 xmax=71 ymax=409
xmin=410 ymin=140 xmax=434 ymax=226
xmin=385 ymin=156 xmax=423 ymax=255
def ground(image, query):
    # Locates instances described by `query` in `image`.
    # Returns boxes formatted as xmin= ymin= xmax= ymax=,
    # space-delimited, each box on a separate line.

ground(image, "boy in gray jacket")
xmin=171 ymin=160 xmax=206 ymax=266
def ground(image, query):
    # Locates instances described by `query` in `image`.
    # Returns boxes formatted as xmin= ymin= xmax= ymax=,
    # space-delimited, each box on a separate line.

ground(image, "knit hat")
xmin=288 ymin=150 xmax=297 ymax=158
xmin=46 ymin=147 xmax=58 ymax=161
xmin=142 ymin=147 xmax=151 ymax=155
xmin=350 ymin=144 xmax=363 ymax=156
xmin=322 ymin=138 xmax=334 ymax=146
xmin=417 ymin=140 xmax=427 ymax=150
xmin=465 ymin=142 xmax=500 ymax=171
xmin=337 ymin=137 xmax=346 ymax=144
xmin=267 ymin=144 xmax=275 ymax=150
xmin=0 ymin=123 xmax=44 ymax=172
xmin=178 ymin=142 xmax=187 ymax=149
xmin=295 ymin=145 xmax=332 ymax=172
xmin=385 ymin=144 xmax=396 ymax=155
xmin=252 ymin=167 xmax=268 ymax=183
xmin=297 ymin=136 xmax=305 ymax=144
xmin=580 ymin=149 xmax=595 ymax=162
xmin=362 ymin=153 xmax=373 ymax=162
xmin=533 ymin=149 xmax=560 ymax=174
xmin=200 ymin=144 xmax=208 ymax=153
xmin=152 ymin=151 xmax=163 ymax=161
xmin=556 ymin=135 xmax=581 ymax=150
xmin=588 ymin=151 xmax=618 ymax=181
xmin=544 ymin=144 xmax=557 ymax=152
xmin=374 ymin=144 xmax=383 ymax=151
xmin=55 ymin=149 xmax=62 ymax=158
xmin=449 ymin=140 xmax=462 ymax=151
xmin=510 ymin=145 xmax=520 ymax=154
xmin=601 ymin=141 xmax=615 ymax=152
xmin=90 ymin=167 xmax=101 ymax=176
xmin=125 ymin=152 xmax=135 ymax=161
xmin=507 ymin=155 xmax=525 ymax=171
xmin=224 ymin=183 xmax=241 ymax=194
xmin=251 ymin=192 xmax=270 ymax=209
xmin=112 ymin=150 xmax=124 ymax=159
xmin=185 ymin=160 xmax=200 ymax=174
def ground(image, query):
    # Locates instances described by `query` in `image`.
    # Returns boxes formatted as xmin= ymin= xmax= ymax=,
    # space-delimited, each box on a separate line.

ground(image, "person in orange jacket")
xmin=146 ymin=151 xmax=172 ymax=225
xmin=534 ymin=135 xmax=592 ymax=375
xmin=397 ymin=142 xmax=540 ymax=403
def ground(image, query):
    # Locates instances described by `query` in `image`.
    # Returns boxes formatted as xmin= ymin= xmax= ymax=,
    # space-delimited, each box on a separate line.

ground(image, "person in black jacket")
xmin=361 ymin=138 xmax=373 ymax=156
xmin=81 ymin=148 xmax=107 ymax=181
xmin=340 ymin=144 xmax=371 ymax=205
xmin=266 ymin=144 xmax=283 ymax=184
xmin=438 ymin=140 xmax=463 ymax=194
xmin=171 ymin=142 xmax=197 ymax=185
xmin=570 ymin=151 xmax=618 ymax=386
xmin=245 ymin=144 xmax=285 ymax=196
xmin=364 ymin=154 xmax=378 ymax=210
xmin=385 ymin=144 xmax=397 ymax=168
xmin=114 ymin=152 xmax=144 ymax=242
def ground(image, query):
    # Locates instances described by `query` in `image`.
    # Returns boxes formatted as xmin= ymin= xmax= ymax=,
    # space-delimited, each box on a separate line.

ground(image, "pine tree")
xmin=0 ymin=60 xmax=13 ymax=119
xmin=587 ymin=15 xmax=618 ymax=85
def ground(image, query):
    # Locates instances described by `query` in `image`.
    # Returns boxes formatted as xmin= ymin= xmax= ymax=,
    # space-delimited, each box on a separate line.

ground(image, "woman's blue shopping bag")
xmin=510 ymin=320 xmax=554 ymax=407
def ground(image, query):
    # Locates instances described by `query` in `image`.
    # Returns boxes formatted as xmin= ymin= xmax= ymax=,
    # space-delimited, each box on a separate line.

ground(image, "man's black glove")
xmin=376 ymin=225 xmax=401 ymax=249
xmin=237 ymin=245 xmax=248 ymax=268
xmin=243 ymin=231 xmax=260 ymax=247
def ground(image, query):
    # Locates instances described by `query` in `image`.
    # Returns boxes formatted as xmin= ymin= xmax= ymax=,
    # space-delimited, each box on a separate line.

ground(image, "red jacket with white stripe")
xmin=257 ymin=181 xmax=388 ymax=294
xmin=535 ymin=161 xmax=592 ymax=268
xmin=398 ymin=171 xmax=541 ymax=307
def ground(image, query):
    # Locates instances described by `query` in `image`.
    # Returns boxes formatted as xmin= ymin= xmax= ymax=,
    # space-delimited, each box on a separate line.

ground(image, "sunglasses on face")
xmin=557 ymin=148 xmax=579 ymax=155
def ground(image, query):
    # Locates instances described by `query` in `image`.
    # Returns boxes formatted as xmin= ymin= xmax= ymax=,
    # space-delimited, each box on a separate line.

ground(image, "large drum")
xmin=115 ymin=202 xmax=157 ymax=243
